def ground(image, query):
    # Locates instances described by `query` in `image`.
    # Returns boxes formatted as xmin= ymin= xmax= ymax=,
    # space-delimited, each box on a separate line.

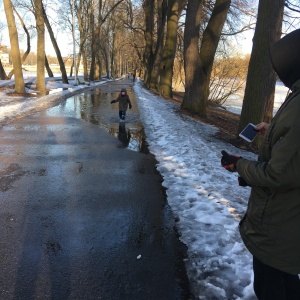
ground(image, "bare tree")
xmin=149 ymin=0 xmax=168 ymax=90
xmin=238 ymin=0 xmax=285 ymax=133
xmin=42 ymin=4 xmax=69 ymax=84
xmin=142 ymin=0 xmax=154 ymax=86
xmin=7 ymin=5 xmax=31 ymax=79
xmin=35 ymin=0 xmax=46 ymax=94
xmin=3 ymin=0 xmax=25 ymax=93
xmin=159 ymin=0 xmax=186 ymax=98
xmin=181 ymin=0 xmax=231 ymax=116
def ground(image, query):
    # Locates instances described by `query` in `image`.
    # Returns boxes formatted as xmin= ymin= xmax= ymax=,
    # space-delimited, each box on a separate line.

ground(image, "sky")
xmin=0 ymin=5 xmax=73 ymax=57
xmin=0 ymin=75 xmax=291 ymax=299
xmin=0 ymin=1 xmax=257 ymax=58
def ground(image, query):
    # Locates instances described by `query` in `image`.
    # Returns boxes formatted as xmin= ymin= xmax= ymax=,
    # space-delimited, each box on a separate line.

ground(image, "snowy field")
xmin=224 ymin=81 xmax=289 ymax=115
xmin=0 ymin=76 xmax=289 ymax=299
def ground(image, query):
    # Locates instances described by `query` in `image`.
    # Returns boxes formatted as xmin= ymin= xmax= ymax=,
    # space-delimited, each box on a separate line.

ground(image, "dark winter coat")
xmin=236 ymin=29 xmax=300 ymax=275
xmin=237 ymin=80 xmax=300 ymax=274
xmin=114 ymin=93 xmax=132 ymax=111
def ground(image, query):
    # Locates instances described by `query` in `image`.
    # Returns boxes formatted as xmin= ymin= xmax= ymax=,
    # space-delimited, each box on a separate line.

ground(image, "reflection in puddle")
xmin=108 ymin=123 xmax=149 ymax=153
xmin=46 ymin=87 xmax=148 ymax=153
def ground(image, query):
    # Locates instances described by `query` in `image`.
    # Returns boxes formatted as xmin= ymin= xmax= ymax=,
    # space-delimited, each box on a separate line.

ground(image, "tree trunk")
xmin=45 ymin=55 xmax=54 ymax=77
xmin=149 ymin=0 xmax=167 ymax=90
xmin=76 ymin=52 xmax=81 ymax=77
xmin=238 ymin=0 xmax=284 ymax=133
xmin=159 ymin=0 xmax=184 ymax=98
xmin=3 ymin=0 xmax=25 ymax=94
xmin=89 ymin=6 xmax=96 ymax=81
xmin=143 ymin=0 xmax=154 ymax=87
xmin=182 ymin=0 xmax=231 ymax=116
xmin=181 ymin=0 xmax=204 ymax=113
xmin=42 ymin=5 xmax=68 ymax=84
xmin=35 ymin=0 xmax=46 ymax=94
xmin=0 ymin=59 xmax=8 ymax=80
xmin=7 ymin=5 xmax=31 ymax=79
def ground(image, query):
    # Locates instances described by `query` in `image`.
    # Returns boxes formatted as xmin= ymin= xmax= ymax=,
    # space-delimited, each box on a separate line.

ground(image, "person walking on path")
xmin=111 ymin=88 xmax=132 ymax=122
xmin=221 ymin=29 xmax=300 ymax=300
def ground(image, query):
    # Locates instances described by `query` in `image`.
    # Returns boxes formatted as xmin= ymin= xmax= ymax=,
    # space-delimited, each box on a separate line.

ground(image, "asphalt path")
xmin=0 ymin=79 xmax=191 ymax=300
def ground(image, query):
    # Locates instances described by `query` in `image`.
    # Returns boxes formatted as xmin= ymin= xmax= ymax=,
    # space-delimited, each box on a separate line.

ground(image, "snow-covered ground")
xmin=133 ymin=81 xmax=289 ymax=300
xmin=224 ymin=81 xmax=289 ymax=115
xmin=0 ymin=76 xmax=107 ymax=127
xmin=0 ymin=77 xmax=289 ymax=299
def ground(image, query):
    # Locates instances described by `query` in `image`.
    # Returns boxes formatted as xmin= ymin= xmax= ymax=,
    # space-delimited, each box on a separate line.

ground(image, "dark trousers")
xmin=119 ymin=110 xmax=126 ymax=120
xmin=253 ymin=256 xmax=300 ymax=300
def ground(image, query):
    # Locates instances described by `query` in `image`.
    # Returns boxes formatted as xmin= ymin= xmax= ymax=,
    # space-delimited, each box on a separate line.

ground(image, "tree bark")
xmin=3 ymin=0 xmax=25 ymax=94
xmin=149 ymin=0 xmax=167 ymax=90
xmin=181 ymin=0 xmax=204 ymax=113
xmin=77 ymin=0 xmax=89 ymax=80
xmin=42 ymin=5 xmax=68 ymax=84
xmin=7 ymin=5 xmax=31 ymax=79
xmin=35 ymin=0 xmax=46 ymax=94
xmin=182 ymin=0 xmax=231 ymax=116
xmin=143 ymin=0 xmax=154 ymax=86
xmin=0 ymin=60 xmax=8 ymax=80
xmin=159 ymin=0 xmax=184 ymax=98
xmin=238 ymin=0 xmax=285 ymax=133
xmin=45 ymin=55 xmax=54 ymax=77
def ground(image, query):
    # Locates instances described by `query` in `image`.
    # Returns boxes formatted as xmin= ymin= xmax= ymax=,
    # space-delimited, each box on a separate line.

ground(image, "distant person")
xmin=221 ymin=29 xmax=300 ymax=300
xmin=111 ymin=88 xmax=132 ymax=122
xmin=133 ymin=73 xmax=136 ymax=82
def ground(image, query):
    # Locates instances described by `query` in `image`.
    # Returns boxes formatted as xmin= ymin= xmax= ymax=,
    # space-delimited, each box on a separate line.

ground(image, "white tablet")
xmin=239 ymin=123 xmax=259 ymax=142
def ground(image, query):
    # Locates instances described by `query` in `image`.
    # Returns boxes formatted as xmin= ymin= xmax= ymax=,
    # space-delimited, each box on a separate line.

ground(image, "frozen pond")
xmin=221 ymin=81 xmax=289 ymax=115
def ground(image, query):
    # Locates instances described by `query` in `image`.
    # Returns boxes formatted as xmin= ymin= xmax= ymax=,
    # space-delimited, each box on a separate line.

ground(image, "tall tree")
xmin=159 ymin=0 xmax=185 ymax=98
xmin=181 ymin=0 xmax=231 ymax=116
xmin=7 ymin=5 xmax=31 ymax=79
xmin=238 ymin=0 xmax=285 ymax=133
xmin=3 ymin=0 xmax=25 ymax=94
xmin=89 ymin=0 xmax=125 ymax=81
xmin=149 ymin=0 xmax=168 ymax=90
xmin=143 ymin=0 xmax=154 ymax=86
xmin=181 ymin=0 xmax=204 ymax=113
xmin=42 ymin=4 xmax=69 ymax=84
xmin=35 ymin=0 xmax=46 ymax=94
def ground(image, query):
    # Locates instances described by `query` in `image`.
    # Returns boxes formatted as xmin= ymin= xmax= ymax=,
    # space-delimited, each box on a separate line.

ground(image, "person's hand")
xmin=111 ymin=100 xmax=116 ymax=104
xmin=221 ymin=150 xmax=241 ymax=172
xmin=238 ymin=176 xmax=248 ymax=186
xmin=255 ymin=122 xmax=269 ymax=137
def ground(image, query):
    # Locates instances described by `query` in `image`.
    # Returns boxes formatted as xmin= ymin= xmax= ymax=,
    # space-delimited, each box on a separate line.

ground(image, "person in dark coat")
xmin=221 ymin=29 xmax=300 ymax=300
xmin=111 ymin=88 xmax=132 ymax=122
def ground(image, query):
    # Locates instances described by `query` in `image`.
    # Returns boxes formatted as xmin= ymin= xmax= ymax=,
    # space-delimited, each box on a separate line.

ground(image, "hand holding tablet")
xmin=239 ymin=123 xmax=259 ymax=142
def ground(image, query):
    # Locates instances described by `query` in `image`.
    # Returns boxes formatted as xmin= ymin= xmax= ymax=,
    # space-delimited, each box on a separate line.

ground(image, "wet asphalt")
xmin=0 ymin=78 xmax=191 ymax=300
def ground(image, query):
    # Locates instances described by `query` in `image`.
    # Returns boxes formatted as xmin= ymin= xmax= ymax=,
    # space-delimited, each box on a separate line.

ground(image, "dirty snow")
xmin=0 ymin=76 xmax=107 ymax=126
xmin=0 ymin=75 xmax=289 ymax=299
xmin=134 ymin=80 xmax=289 ymax=300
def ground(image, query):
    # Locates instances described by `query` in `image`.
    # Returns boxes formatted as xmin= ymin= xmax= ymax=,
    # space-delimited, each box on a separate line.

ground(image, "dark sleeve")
xmin=237 ymin=125 xmax=300 ymax=188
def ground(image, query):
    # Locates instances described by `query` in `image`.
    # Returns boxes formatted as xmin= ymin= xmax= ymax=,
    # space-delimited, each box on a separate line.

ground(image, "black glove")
xmin=129 ymin=104 xmax=132 ymax=109
xmin=238 ymin=176 xmax=248 ymax=186
xmin=111 ymin=100 xmax=116 ymax=104
xmin=221 ymin=150 xmax=241 ymax=172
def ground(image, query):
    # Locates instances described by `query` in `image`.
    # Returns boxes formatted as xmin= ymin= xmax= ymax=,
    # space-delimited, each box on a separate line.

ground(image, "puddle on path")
xmin=45 ymin=86 xmax=149 ymax=153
